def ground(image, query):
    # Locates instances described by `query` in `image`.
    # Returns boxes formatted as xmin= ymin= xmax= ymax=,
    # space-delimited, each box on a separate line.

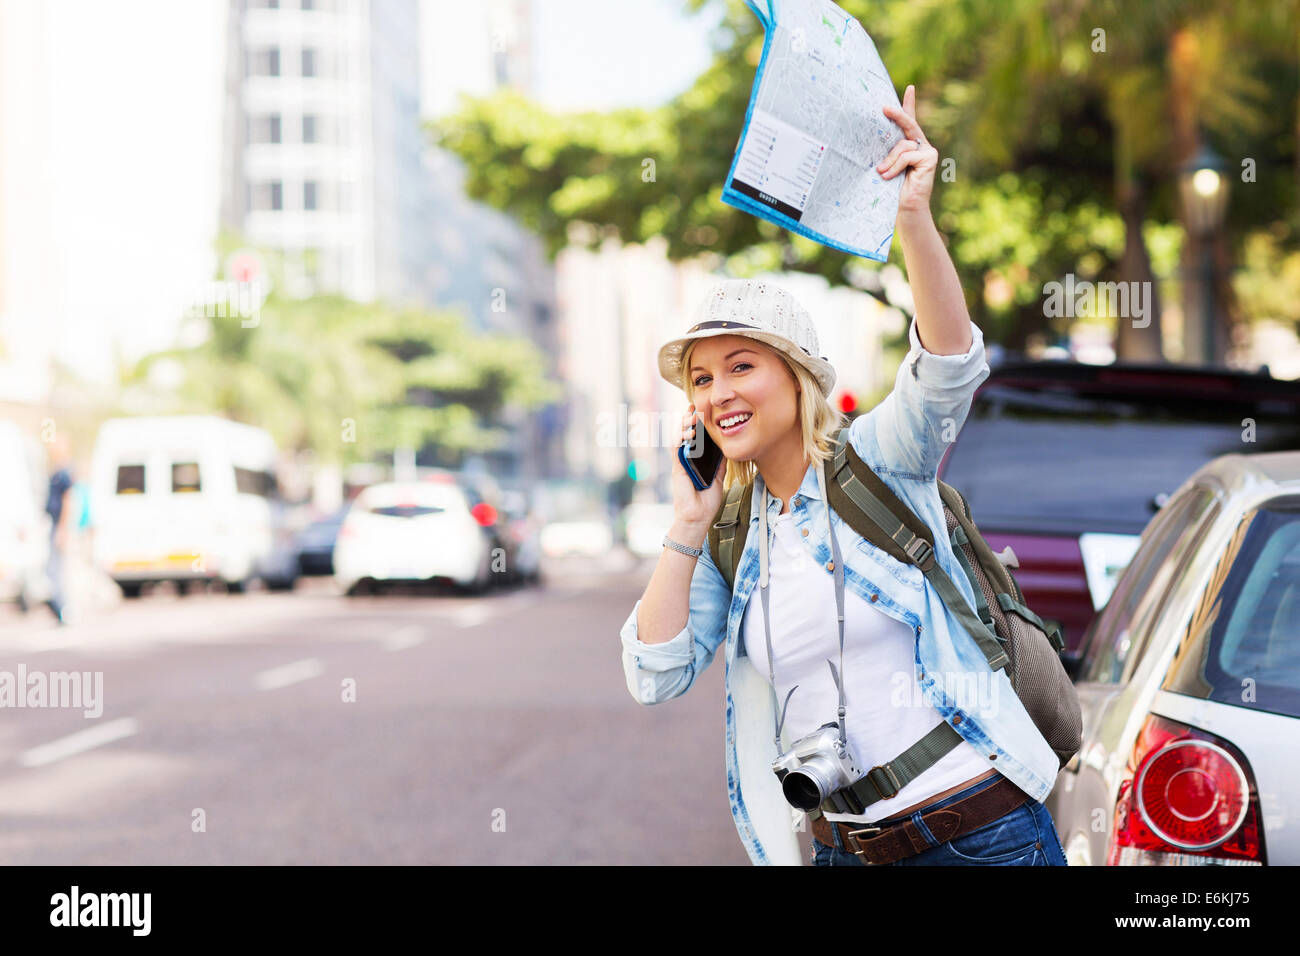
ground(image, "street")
xmin=0 ymin=557 xmax=754 ymax=865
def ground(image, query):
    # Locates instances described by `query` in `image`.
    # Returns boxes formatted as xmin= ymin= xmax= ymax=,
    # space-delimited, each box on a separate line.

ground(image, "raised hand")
xmin=877 ymin=85 xmax=939 ymax=221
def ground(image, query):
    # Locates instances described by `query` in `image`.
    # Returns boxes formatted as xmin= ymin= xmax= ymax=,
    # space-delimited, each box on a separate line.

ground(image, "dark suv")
xmin=937 ymin=361 xmax=1300 ymax=652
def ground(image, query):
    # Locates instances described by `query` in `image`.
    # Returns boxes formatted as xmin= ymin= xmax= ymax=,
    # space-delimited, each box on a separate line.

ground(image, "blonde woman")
xmin=619 ymin=87 xmax=1068 ymax=866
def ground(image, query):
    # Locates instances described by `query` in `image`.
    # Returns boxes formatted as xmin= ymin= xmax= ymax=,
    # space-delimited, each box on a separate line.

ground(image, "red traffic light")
xmin=838 ymin=392 xmax=857 ymax=414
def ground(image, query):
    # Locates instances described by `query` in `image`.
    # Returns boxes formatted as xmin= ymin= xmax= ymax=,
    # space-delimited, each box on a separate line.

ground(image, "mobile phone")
xmin=678 ymin=418 xmax=724 ymax=491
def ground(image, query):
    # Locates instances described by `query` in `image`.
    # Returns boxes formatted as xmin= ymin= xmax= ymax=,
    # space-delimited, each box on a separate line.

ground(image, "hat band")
xmin=687 ymin=320 xmax=812 ymax=356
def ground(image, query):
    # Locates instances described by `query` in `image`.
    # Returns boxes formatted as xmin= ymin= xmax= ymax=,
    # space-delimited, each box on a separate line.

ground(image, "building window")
xmin=301 ymin=48 xmax=317 ymax=78
xmin=248 ymin=114 xmax=281 ymax=144
xmin=302 ymin=114 xmax=317 ymax=143
xmin=303 ymin=181 xmax=318 ymax=211
xmin=248 ymin=47 xmax=280 ymax=77
xmin=249 ymin=181 xmax=283 ymax=212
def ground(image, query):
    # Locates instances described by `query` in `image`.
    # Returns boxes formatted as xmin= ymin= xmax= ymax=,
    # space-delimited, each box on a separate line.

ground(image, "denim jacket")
xmin=619 ymin=316 xmax=1061 ymax=865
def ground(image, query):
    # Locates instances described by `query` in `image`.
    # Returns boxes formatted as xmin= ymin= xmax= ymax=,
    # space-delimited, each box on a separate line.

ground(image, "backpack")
xmin=706 ymin=426 xmax=1082 ymax=818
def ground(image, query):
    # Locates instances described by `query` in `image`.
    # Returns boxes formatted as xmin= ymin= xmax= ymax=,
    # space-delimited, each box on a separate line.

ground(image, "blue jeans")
xmin=811 ymin=773 xmax=1068 ymax=866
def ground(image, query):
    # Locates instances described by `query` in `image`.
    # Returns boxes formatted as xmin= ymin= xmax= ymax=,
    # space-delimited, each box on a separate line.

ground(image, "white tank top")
xmin=742 ymin=511 xmax=991 ymax=824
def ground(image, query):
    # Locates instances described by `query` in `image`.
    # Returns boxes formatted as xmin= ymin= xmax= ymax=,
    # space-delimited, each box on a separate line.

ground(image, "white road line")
xmin=18 ymin=717 xmax=140 ymax=769
xmin=450 ymin=606 xmax=492 ymax=628
xmin=381 ymin=625 xmax=425 ymax=651
xmin=254 ymin=658 xmax=324 ymax=690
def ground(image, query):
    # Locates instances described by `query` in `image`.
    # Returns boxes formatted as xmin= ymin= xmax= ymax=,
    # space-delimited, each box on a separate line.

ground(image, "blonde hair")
xmin=682 ymin=338 xmax=847 ymax=494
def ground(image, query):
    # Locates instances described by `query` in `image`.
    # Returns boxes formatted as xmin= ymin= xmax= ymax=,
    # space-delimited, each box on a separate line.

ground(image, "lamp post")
xmin=1177 ymin=143 xmax=1230 ymax=365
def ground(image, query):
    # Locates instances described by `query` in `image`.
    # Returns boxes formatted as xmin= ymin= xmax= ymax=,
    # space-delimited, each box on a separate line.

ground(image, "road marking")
xmin=450 ymin=606 xmax=493 ymax=628
xmin=18 ymin=717 xmax=140 ymax=769
xmin=254 ymin=658 xmax=324 ymax=690
xmin=382 ymin=625 xmax=425 ymax=651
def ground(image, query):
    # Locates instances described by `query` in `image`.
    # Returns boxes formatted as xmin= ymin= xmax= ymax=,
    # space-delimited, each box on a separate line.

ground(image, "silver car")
xmin=1048 ymin=451 xmax=1300 ymax=866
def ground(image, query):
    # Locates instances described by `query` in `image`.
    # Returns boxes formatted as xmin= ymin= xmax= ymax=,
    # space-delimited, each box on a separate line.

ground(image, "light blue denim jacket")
xmin=619 ymin=316 xmax=1061 ymax=865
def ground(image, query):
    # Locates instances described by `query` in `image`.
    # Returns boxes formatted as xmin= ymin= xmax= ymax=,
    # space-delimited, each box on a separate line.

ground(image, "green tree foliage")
xmin=124 ymin=284 xmax=560 ymax=464
xmin=431 ymin=0 xmax=1298 ymax=353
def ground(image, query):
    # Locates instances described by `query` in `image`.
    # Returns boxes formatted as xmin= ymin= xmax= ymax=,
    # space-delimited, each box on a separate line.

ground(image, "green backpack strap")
xmin=816 ymin=428 xmax=1015 ymax=817
xmin=824 ymin=427 xmax=1008 ymax=672
xmin=706 ymin=481 xmax=752 ymax=592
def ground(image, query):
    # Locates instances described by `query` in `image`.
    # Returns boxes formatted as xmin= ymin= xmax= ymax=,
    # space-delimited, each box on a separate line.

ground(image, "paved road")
xmin=0 ymin=556 xmax=762 ymax=864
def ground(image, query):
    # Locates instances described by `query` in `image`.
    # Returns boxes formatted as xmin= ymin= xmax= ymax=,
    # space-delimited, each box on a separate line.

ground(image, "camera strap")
xmin=758 ymin=463 xmax=847 ymax=756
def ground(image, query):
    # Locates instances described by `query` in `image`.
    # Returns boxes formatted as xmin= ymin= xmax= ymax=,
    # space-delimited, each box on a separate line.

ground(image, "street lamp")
xmin=1177 ymin=142 xmax=1230 ymax=364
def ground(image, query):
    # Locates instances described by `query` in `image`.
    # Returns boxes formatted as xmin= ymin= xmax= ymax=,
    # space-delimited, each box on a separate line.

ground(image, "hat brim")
xmin=658 ymin=327 xmax=836 ymax=398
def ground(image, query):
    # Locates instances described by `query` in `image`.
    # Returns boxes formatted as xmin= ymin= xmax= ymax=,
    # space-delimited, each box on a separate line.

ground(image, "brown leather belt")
xmin=810 ymin=774 xmax=1029 ymax=865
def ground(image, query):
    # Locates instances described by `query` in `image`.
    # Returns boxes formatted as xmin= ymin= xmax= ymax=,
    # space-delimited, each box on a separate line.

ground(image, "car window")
xmin=940 ymin=385 xmax=1300 ymax=535
xmin=1119 ymin=499 xmax=1222 ymax=685
xmin=1164 ymin=494 xmax=1300 ymax=719
xmin=172 ymin=462 xmax=201 ymax=493
xmin=116 ymin=464 xmax=146 ymax=495
xmin=1079 ymin=486 xmax=1217 ymax=683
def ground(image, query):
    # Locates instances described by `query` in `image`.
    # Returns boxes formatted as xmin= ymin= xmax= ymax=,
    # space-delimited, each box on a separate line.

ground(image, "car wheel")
xmin=118 ymin=581 xmax=144 ymax=599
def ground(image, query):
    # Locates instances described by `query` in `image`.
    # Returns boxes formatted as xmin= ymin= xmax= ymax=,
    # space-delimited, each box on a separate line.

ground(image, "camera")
xmin=771 ymin=721 xmax=863 ymax=811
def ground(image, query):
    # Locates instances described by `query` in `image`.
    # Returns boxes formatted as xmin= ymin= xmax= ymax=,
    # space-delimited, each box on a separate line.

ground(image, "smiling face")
xmin=686 ymin=334 xmax=802 ymax=463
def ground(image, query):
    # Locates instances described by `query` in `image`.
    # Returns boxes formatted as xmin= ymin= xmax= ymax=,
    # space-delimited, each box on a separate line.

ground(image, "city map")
xmin=722 ymin=0 xmax=906 ymax=261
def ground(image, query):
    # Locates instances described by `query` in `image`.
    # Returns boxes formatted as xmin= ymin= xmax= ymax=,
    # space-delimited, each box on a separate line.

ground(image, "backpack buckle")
xmin=904 ymin=537 xmax=934 ymax=570
xmin=866 ymin=764 xmax=903 ymax=801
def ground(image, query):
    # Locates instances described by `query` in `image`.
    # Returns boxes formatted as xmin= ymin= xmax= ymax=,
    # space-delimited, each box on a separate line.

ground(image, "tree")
xmin=124 ymin=267 xmax=561 ymax=465
xmin=430 ymin=0 xmax=1298 ymax=361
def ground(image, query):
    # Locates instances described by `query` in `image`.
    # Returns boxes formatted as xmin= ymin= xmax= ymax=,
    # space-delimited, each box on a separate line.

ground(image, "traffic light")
xmin=627 ymin=459 xmax=644 ymax=481
xmin=838 ymin=391 xmax=858 ymax=418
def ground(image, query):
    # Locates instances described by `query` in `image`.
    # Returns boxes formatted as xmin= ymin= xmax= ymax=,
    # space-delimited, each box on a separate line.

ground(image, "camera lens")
xmin=782 ymin=770 xmax=826 ymax=811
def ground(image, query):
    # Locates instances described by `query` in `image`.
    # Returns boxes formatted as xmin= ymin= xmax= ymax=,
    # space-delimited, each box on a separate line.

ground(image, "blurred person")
xmin=44 ymin=432 xmax=76 ymax=624
xmin=619 ymin=88 xmax=1068 ymax=866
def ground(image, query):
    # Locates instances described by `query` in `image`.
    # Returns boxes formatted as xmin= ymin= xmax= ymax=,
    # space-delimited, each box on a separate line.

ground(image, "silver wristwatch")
xmin=662 ymin=534 xmax=703 ymax=558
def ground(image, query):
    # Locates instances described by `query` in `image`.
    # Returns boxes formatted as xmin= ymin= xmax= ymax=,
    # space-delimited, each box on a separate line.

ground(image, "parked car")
xmin=939 ymin=361 xmax=1300 ymax=651
xmin=619 ymin=501 xmax=676 ymax=559
xmin=294 ymin=506 xmax=350 ymax=576
xmin=539 ymin=513 xmax=614 ymax=558
xmin=1046 ymin=450 xmax=1300 ymax=866
xmin=499 ymin=490 xmax=541 ymax=586
xmin=0 ymin=422 xmax=51 ymax=611
xmin=333 ymin=480 xmax=497 ymax=595
xmin=89 ymin=416 xmax=298 ymax=596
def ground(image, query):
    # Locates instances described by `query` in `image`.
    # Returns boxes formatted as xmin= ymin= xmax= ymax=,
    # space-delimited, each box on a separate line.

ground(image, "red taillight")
xmin=1108 ymin=715 xmax=1264 ymax=865
xmin=470 ymin=502 xmax=497 ymax=527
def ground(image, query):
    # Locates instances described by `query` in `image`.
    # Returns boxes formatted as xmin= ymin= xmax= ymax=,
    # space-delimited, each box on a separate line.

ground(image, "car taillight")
xmin=1108 ymin=714 xmax=1264 ymax=865
xmin=470 ymin=502 xmax=497 ymax=527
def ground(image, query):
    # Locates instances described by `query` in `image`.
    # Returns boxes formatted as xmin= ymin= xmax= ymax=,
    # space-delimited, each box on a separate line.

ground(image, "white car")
xmin=621 ymin=502 xmax=676 ymax=559
xmin=0 ymin=421 xmax=51 ymax=611
xmin=90 ymin=416 xmax=297 ymax=596
xmin=333 ymin=480 xmax=496 ymax=595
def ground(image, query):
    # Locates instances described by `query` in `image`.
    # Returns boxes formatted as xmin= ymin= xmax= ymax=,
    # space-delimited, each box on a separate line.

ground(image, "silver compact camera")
xmin=771 ymin=721 xmax=863 ymax=811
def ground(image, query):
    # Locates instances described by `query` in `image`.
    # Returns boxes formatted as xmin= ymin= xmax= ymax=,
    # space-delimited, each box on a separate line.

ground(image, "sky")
xmin=531 ymin=0 xmax=725 ymax=112
xmin=1 ymin=0 xmax=729 ymax=393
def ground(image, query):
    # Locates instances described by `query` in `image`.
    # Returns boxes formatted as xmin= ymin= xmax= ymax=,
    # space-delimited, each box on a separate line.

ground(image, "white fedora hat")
xmin=657 ymin=278 xmax=837 ymax=397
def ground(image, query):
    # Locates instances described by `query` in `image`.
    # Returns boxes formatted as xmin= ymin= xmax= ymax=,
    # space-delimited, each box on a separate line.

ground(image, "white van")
xmin=0 ymin=421 xmax=51 ymax=610
xmin=90 ymin=416 xmax=297 ymax=596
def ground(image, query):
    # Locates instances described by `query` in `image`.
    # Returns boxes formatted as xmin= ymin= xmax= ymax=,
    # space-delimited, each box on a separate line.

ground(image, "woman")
xmin=619 ymin=86 xmax=1069 ymax=866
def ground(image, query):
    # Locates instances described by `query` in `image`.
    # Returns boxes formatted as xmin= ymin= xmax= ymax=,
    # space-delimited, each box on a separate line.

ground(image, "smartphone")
xmin=678 ymin=417 xmax=724 ymax=491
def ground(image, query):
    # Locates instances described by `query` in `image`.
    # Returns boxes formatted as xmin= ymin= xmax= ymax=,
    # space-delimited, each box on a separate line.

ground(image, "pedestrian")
xmin=44 ymin=431 xmax=76 ymax=625
xmin=619 ymin=87 xmax=1069 ymax=866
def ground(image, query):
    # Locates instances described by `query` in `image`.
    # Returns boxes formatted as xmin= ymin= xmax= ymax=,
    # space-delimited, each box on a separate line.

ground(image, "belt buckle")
xmin=845 ymin=824 xmax=884 ymax=864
